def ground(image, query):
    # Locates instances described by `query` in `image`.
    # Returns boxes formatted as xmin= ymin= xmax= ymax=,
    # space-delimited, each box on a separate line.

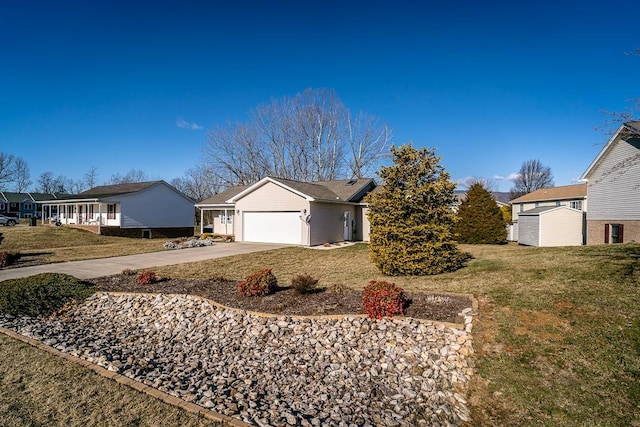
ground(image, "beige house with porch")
xmin=195 ymin=177 xmax=376 ymax=246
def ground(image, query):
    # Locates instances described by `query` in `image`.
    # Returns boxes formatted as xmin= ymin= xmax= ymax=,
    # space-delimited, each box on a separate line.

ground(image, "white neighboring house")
xmin=40 ymin=181 xmax=195 ymax=238
xmin=510 ymin=184 xmax=587 ymax=246
xmin=581 ymin=121 xmax=640 ymax=244
xmin=195 ymin=176 xmax=376 ymax=246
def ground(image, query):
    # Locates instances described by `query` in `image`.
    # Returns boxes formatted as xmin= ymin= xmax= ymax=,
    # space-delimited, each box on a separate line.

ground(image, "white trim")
xmin=581 ymin=123 xmax=640 ymax=180
xmin=227 ymin=177 xmax=315 ymax=203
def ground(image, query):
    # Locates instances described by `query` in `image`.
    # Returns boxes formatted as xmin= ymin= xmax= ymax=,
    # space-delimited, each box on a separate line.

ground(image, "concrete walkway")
xmin=0 ymin=242 xmax=287 ymax=281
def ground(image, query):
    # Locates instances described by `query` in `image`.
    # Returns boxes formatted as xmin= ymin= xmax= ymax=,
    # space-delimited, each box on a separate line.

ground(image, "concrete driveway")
xmin=0 ymin=242 xmax=287 ymax=281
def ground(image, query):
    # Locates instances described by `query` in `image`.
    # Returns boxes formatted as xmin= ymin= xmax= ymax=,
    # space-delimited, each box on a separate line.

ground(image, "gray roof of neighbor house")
xmin=518 ymin=206 xmax=572 ymax=216
xmin=0 ymin=192 xmax=32 ymax=203
xmin=454 ymin=190 xmax=511 ymax=205
xmin=28 ymin=192 xmax=65 ymax=201
xmin=510 ymin=184 xmax=587 ymax=204
xmin=79 ymin=181 xmax=163 ymax=198
xmin=40 ymin=180 xmax=194 ymax=203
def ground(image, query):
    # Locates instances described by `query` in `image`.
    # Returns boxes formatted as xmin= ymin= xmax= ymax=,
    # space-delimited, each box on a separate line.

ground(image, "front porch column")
xmin=98 ymin=203 xmax=102 ymax=234
xmin=200 ymin=208 xmax=204 ymax=234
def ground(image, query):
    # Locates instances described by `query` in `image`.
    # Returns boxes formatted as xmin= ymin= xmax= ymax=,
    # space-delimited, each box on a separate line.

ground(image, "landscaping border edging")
xmin=102 ymin=290 xmax=478 ymax=328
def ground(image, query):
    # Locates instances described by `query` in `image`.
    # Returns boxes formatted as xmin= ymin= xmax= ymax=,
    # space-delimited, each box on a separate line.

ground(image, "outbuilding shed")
xmin=517 ymin=206 xmax=585 ymax=247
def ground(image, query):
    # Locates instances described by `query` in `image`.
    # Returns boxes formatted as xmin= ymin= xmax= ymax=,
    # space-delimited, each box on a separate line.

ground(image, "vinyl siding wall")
xmin=114 ymin=184 xmax=194 ymax=228
xmin=512 ymin=199 xmax=587 ymax=221
xmin=586 ymin=138 xmax=640 ymax=221
xmin=234 ymin=182 xmax=309 ymax=244
xmin=518 ymin=215 xmax=540 ymax=246
xmin=539 ymin=208 xmax=584 ymax=246
xmin=309 ymin=203 xmax=355 ymax=246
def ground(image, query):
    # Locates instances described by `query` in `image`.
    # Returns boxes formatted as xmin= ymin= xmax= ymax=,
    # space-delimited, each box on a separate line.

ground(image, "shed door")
xmin=243 ymin=212 xmax=301 ymax=244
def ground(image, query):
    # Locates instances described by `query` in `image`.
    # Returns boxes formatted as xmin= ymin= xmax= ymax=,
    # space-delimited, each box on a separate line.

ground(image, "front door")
xmin=343 ymin=211 xmax=352 ymax=241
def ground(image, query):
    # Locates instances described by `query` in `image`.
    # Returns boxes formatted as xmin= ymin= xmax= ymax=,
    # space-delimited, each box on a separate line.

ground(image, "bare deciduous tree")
xmin=107 ymin=169 xmax=149 ymax=185
xmin=345 ymin=111 xmax=392 ymax=178
xmin=205 ymin=88 xmax=391 ymax=186
xmin=12 ymin=157 xmax=32 ymax=192
xmin=83 ymin=166 xmax=99 ymax=190
xmin=37 ymin=171 xmax=72 ymax=194
xmin=0 ymin=153 xmax=17 ymax=190
xmin=171 ymin=165 xmax=222 ymax=201
xmin=510 ymin=159 xmax=554 ymax=199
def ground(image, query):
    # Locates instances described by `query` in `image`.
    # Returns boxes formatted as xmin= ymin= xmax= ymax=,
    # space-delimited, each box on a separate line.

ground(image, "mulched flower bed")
xmin=92 ymin=275 xmax=472 ymax=324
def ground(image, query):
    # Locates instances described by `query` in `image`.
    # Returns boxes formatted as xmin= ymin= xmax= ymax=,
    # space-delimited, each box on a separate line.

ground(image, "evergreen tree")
xmin=366 ymin=144 xmax=469 ymax=276
xmin=456 ymin=183 xmax=507 ymax=244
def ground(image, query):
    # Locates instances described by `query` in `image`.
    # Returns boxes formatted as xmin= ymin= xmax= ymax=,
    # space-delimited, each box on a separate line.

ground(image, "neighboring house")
xmin=40 ymin=181 xmax=195 ymax=238
xmin=453 ymin=190 xmax=511 ymax=210
xmin=581 ymin=121 xmax=640 ymax=244
xmin=195 ymin=176 xmax=376 ymax=246
xmin=510 ymin=184 xmax=587 ymax=246
xmin=0 ymin=191 xmax=62 ymax=218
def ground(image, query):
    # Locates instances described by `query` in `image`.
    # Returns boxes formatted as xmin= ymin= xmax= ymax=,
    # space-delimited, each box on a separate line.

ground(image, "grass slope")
xmin=1 ymin=232 xmax=638 ymax=425
xmin=0 ymin=334 xmax=224 ymax=427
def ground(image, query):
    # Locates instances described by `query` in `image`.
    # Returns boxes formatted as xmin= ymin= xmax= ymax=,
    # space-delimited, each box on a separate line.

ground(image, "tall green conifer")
xmin=365 ymin=144 xmax=468 ymax=275
xmin=456 ymin=183 xmax=507 ymax=244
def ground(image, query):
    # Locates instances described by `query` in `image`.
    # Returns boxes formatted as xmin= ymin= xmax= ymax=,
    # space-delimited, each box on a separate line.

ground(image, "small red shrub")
xmin=0 ymin=251 xmax=8 ymax=268
xmin=362 ymin=280 xmax=406 ymax=319
xmin=238 ymin=268 xmax=277 ymax=297
xmin=136 ymin=271 xmax=157 ymax=285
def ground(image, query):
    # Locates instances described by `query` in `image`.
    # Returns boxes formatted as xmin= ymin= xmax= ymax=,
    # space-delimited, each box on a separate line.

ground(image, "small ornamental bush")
xmin=0 ymin=273 xmax=95 ymax=317
xmin=121 ymin=268 xmax=136 ymax=276
xmin=291 ymin=273 xmax=319 ymax=294
xmin=0 ymin=251 xmax=8 ymax=268
xmin=238 ymin=268 xmax=277 ymax=297
xmin=362 ymin=280 xmax=406 ymax=319
xmin=136 ymin=271 xmax=157 ymax=285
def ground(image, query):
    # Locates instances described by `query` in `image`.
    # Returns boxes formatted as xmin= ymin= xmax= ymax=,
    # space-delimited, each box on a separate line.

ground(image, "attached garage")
xmin=243 ymin=211 xmax=302 ymax=244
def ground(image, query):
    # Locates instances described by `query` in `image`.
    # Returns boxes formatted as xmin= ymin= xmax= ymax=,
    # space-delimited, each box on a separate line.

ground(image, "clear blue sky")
xmin=1 ymin=0 xmax=638 ymax=192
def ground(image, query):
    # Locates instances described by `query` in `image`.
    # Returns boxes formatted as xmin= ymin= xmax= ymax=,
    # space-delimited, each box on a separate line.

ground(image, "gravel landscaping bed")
xmin=0 ymin=292 xmax=475 ymax=426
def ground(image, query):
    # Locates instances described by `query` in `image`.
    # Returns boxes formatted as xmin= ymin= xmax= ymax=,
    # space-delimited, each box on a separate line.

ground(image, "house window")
xmin=535 ymin=202 xmax=540 ymax=208
xmin=88 ymin=205 xmax=94 ymax=218
xmin=519 ymin=205 xmax=523 ymax=212
xmin=24 ymin=203 xmax=33 ymax=210
xmin=605 ymin=223 xmax=624 ymax=244
xmin=611 ymin=224 xmax=623 ymax=244
xmin=107 ymin=204 xmax=116 ymax=220
xmin=0 ymin=203 xmax=4 ymax=210
xmin=10 ymin=203 xmax=17 ymax=208
xmin=555 ymin=201 xmax=561 ymax=206
xmin=570 ymin=201 xmax=582 ymax=210
xmin=220 ymin=212 xmax=233 ymax=225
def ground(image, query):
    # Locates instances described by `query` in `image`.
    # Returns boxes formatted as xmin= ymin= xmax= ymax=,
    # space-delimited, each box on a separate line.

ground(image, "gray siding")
xmin=587 ymin=138 xmax=640 ymax=221
xmin=518 ymin=215 xmax=540 ymax=246
xmin=309 ymin=203 xmax=354 ymax=246
xmin=113 ymin=184 xmax=194 ymax=228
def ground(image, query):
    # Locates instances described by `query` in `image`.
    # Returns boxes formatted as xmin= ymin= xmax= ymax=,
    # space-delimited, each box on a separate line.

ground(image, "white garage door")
xmin=243 ymin=211 xmax=302 ymax=244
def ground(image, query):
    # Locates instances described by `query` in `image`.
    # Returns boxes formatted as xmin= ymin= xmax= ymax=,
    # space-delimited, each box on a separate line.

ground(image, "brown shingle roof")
xmin=196 ymin=185 xmax=249 ymax=205
xmin=270 ymin=177 xmax=376 ymax=202
xmin=510 ymin=184 xmax=587 ymax=203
